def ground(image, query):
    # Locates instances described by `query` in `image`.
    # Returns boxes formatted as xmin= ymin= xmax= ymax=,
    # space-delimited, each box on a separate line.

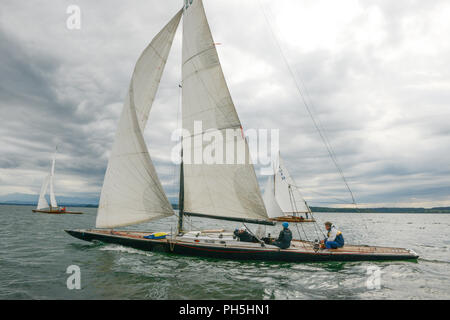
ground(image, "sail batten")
xmin=181 ymin=0 xmax=268 ymax=221
xmin=96 ymin=10 xmax=183 ymax=229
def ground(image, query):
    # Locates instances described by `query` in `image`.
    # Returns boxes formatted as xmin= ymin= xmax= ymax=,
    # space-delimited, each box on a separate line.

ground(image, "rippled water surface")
xmin=1 ymin=205 xmax=449 ymax=299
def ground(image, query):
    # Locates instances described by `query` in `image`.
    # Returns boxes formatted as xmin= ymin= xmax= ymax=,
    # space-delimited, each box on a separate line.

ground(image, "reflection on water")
xmin=0 ymin=205 xmax=449 ymax=299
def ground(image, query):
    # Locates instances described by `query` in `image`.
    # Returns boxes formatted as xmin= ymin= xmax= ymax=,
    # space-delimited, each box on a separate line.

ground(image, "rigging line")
xmin=288 ymin=185 xmax=310 ymax=244
xmin=291 ymin=185 xmax=355 ymax=204
xmin=299 ymin=195 xmax=323 ymax=240
xmin=242 ymin=222 xmax=265 ymax=246
xmin=283 ymin=188 xmax=308 ymax=250
xmin=286 ymin=180 xmax=324 ymax=239
xmin=284 ymin=174 xmax=325 ymax=238
xmin=289 ymin=178 xmax=368 ymax=238
xmin=308 ymin=205 xmax=326 ymax=240
xmin=176 ymin=75 xmax=185 ymax=231
xmin=257 ymin=0 xmax=358 ymax=209
xmin=279 ymin=158 xmax=324 ymax=239
xmin=294 ymin=222 xmax=308 ymax=250
xmin=280 ymin=163 xmax=318 ymax=240
xmin=173 ymin=210 xmax=200 ymax=232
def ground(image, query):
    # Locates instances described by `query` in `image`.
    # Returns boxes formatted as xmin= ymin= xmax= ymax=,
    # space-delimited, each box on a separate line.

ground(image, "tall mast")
xmin=178 ymin=6 xmax=185 ymax=235
xmin=178 ymin=147 xmax=184 ymax=234
xmin=178 ymin=36 xmax=184 ymax=234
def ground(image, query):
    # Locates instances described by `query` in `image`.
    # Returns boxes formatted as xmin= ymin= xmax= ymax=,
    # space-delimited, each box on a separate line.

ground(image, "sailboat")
xmin=66 ymin=1 xmax=418 ymax=262
xmin=263 ymin=154 xmax=316 ymax=223
xmin=33 ymin=150 xmax=83 ymax=215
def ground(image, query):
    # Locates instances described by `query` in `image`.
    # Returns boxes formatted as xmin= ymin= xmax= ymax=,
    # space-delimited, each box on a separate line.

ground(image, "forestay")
xmin=275 ymin=156 xmax=309 ymax=214
xmin=96 ymin=10 xmax=183 ymax=228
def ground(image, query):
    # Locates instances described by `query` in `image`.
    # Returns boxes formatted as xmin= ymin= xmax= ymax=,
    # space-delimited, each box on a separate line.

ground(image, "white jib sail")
xmin=275 ymin=156 xmax=309 ymax=214
xmin=96 ymin=10 xmax=183 ymax=229
xmin=182 ymin=0 xmax=268 ymax=221
xmin=37 ymin=174 xmax=50 ymax=210
xmin=49 ymin=152 xmax=58 ymax=208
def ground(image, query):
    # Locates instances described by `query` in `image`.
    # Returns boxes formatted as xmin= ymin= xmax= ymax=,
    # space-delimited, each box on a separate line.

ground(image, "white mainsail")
xmin=96 ymin=10 xmax=183 ymax=229
xmin=49 ymin=153 xmax=58 ymax=208
xmin=36 ymin=150 xmax=58 ymax=210
xmin=181 ymin=0 xmax=268 ymax=221
xmin=274 ymin=156 xmax=309 ymax=215
xmin=37 ymin=174 xmax=50 ymax=210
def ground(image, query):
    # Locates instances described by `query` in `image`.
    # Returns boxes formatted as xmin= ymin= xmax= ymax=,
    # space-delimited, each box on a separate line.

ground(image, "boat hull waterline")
xmin=65 ymin=229 xmax=419 ymax=262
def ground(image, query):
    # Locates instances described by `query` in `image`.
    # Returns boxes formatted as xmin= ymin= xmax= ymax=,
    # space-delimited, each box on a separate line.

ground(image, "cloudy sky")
xmin=1 ymin=0 xmax=449 ymax=208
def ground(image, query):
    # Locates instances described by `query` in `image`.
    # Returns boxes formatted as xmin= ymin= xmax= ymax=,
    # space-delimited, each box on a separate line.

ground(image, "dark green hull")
xmin=65 ymin=229 xmax=419 ymax=263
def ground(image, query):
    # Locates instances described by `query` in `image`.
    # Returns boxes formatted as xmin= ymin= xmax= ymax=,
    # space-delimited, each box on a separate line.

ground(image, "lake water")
xmin=1 ymin=205 xmax=449 ymax=299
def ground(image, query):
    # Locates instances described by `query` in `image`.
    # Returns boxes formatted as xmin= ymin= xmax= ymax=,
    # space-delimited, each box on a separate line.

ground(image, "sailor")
xmin=273 ymin=222 xmax=292 ymax=249
xmin=321 ymin=221 xmax=344 ymax=249
xmin=233 ymin=227 xmax=257 ymax=243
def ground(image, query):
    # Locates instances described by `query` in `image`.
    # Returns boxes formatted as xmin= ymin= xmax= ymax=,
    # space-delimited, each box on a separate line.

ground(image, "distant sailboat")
xmin=33 ymin=150 xmax=83 ymax=215
xmin=66 ymin=0 xmax=418 ymax=262
xmin=263 ymin=155 xmax=316 ymax=223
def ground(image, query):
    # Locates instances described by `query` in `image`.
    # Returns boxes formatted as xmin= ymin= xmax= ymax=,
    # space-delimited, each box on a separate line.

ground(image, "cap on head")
xmin=239 ymin=226 xmax=246 ymax=231
xmin=324 ymin=221 xmax=332 ymax=227
xmin=282 ymin=222 xmax=289 ymax=228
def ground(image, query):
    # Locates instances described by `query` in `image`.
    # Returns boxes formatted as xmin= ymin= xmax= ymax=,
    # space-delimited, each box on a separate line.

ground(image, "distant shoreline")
xmin=0 ymin=202 xmax=98 ymax=208
xmin=309 ymin=206 xmax=450 ymax=214
xmin=3 ymin=202 xmax=449 ymax=213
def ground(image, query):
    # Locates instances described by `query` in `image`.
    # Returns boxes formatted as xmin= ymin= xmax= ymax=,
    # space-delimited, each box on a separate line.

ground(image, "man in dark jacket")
xmin=234 ymin=227 xmax=258 ymax=243
xmin=273 ymin=222 xmax=293 ymax=249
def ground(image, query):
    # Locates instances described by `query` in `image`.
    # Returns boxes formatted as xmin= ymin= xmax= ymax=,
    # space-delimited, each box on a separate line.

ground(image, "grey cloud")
xmin=0 ymin=0 xmax=449 ymax=208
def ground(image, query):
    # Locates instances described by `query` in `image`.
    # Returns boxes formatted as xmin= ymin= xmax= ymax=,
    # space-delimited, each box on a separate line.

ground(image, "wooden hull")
xmin=269 ymin=216 xmax=316 ymax=223
xmin=65 ymin=229 xmax=419 ymax=263
xmin=32 ymin=209 xmax=84 ymax=215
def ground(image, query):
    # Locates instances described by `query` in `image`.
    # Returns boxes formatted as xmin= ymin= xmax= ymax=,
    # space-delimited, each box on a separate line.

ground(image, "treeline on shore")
xmin=310 ymin=206 xmax=450 ymax=213
xmin=171 ymin=203 xmax=450 ymax=213
xmin=2 ymin=202 xmax=450 ymax=213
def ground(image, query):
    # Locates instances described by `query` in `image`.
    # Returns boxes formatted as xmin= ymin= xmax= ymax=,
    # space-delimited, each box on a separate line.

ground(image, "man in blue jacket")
xmin=321 ymin=221 xmax=344 ymax=249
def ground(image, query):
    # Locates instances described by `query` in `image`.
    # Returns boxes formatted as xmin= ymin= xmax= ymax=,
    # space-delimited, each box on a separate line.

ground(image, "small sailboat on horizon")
xmin=263 ymin=154 xmax=316 ymax=223
xmin=33 ymin=149 xmax=83 ymax=215
xmin=66 ymin=0 xmax=418 ymax=262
